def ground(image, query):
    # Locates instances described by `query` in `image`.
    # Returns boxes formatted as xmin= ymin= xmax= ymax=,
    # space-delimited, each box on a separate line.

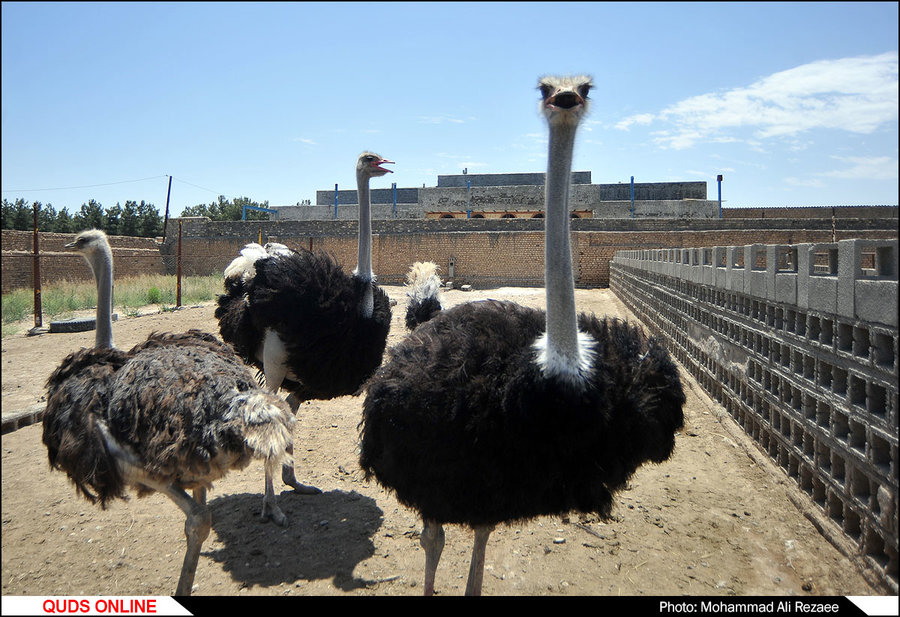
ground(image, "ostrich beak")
xmin=64 ymin=241 xmax=77 ymax=249
xmin=546 ymin=90 xmax=585 ymax=110
xmin=372 ymin=159 xmax=394 ymax=173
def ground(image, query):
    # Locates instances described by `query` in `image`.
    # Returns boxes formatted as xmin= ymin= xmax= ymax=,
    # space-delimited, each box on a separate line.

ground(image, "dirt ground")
xmin=0 ymin=285 xmax=890 ymax=598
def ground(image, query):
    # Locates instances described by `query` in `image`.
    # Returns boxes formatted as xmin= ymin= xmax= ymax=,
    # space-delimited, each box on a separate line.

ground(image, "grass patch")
xmin=1 ymin=274 xmax=223 ymax=336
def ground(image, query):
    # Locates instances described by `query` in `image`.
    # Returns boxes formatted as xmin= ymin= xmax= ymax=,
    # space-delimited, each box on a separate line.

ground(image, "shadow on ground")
xmin=206 ymin=489 xmax=382 ymax=591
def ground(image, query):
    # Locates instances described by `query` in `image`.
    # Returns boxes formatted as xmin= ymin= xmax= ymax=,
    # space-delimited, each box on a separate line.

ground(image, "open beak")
xmin=372 ymin=158 xmax=394 ymax=173
xmin=546 ymin=90 xmax=585 ymax=111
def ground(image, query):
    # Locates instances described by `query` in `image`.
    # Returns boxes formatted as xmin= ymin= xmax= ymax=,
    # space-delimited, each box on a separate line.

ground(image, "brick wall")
xmin=1 ymin=230 xmax=164 ymax=294
xmin=4 ymin=216 xmax=897 ymax=294
xmin=160 ymin=218 xmax=897 ymax=290
xmin=723 ymin=206 xmax=899 ymax=219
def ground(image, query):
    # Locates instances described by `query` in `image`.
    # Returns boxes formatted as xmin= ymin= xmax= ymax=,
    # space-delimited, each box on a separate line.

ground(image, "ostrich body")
xmin=42 ymin=230 xmax=294 ymax=596
xmin=215 ymin=151 xmax=393 ymax=492
xmin=359 ymin=76 xmax=685 ymax=595
xmin=404 ymin=261 xmax=442 ymax=330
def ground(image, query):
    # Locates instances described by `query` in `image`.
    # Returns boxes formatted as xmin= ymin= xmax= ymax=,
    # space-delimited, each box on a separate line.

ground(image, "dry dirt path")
xmin=1 ymin=286 xmax=888 ymax=599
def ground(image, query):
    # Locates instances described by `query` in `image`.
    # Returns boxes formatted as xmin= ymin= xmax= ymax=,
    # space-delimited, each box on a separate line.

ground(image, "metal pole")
xmin=466 ymin=179 xmax=471 ymax=218
xmin=717 ymin=174 xmax=723 ymax=218
xmin=176 ymin=220 xmax=183 ymax=307
xmin=630 ymin=176 xmax=634 ymax=218
xmin=334 ymin=184 xmax=338 ymax=220
xmin=32 ymin=203 xmax=42 ymax=328
xmin=162 ymin=175 xmax=173 ymax=240
xmin=392 ymin=182 xmax=397 ymax=218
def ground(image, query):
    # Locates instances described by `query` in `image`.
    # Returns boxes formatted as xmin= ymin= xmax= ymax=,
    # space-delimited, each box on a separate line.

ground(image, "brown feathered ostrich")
xmin=42 ymin=229 xmax=295 ymax=596
xmin=359 ymin=76 xmax=686 ymax=595
xmin=215 ymin=151 xmax=393 ymax=493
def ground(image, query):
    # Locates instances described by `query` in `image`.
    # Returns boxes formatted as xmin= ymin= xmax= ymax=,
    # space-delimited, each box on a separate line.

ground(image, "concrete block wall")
xmin=610 ymin=239 xmax=899 ymax=592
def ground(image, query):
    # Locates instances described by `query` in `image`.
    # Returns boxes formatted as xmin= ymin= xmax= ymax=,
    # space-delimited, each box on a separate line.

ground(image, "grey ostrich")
xmin=42 ymin=229 xmax=295 ymax=596
xmin=215 ymin=151 xmax=393 ymax=494
xmin=404 ymin=261 xmax=443 ymax=330
xmin=359 ymin=76 xmax=686 ymax=595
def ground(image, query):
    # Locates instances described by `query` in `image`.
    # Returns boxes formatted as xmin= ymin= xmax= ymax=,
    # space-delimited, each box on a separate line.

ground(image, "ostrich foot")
xmin=261 ymin=501 xmax=288 ymax=527
xmin=283 ymin=464 xmax=322 ymax=495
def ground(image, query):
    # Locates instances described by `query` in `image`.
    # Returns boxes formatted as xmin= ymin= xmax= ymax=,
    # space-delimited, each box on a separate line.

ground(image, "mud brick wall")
xmin=155 ymin=217 xmax=898 ymax=290
xmin=610 ymin=239 xmax=899 ymax=592
xmin=1 ymin=230 xmax=164 ymax=294
xmin=4 ymin=216 xmax=896 ymax=294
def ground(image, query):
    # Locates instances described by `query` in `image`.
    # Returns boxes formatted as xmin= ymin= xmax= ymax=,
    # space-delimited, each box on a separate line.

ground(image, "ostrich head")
xmin=356 ymin=151 xmax=394 ymax=180
xmin=65 ymin=229 xmax=110 ymax=260
xmin=538 ymin=75 xmax=592 ymax=127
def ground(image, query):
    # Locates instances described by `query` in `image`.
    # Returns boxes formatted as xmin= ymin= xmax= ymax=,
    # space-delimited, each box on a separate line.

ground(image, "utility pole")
xmin=162 ymin=175 xmax=173 ymax=240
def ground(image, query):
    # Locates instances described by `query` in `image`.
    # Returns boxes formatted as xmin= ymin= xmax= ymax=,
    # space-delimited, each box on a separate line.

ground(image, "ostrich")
xmin=216 ymin=151 xmax=393 ymax=493
xmin=404 ymin=261 xmax=442 ymax=330
xmin=358 ymin=76 xmax=686 ymax=596
xmin=42 ymin=229 xmax=295 ymax=595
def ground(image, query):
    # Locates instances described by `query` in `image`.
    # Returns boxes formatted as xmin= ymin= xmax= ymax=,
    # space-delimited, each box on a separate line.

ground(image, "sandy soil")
xmin=1 ymin=285 xmax=888 ymax=599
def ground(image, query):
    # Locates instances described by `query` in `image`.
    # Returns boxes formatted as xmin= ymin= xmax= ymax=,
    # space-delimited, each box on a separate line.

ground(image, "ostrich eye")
xmin=539 ymin=84 xmax=554 ymax=99
xmin=578 ymin=83 xmax=592 ymax=99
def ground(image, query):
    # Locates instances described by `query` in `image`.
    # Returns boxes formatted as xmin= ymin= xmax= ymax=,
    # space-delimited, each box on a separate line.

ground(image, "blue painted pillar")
xmin=717 ymin=174 xmax=723 ymax=218
xmin=392 ymin=182 xmax=397 ymax=218
xmin=466 ymin=179 xmax=471 ymax=218
xmin=630 ymin=176 xmax=635 ymax=218
xmin=334 ymin=184 xmax=338 ymax=219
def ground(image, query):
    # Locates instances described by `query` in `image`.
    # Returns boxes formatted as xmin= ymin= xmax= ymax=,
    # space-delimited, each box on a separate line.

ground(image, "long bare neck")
xmin=89 ymin=246 xmax=114 ymax=349
xmin=541 ymin=121 xmax=585 ymax=377
xmin=355 ymin=173 xmax=373 ymax=282
xmin=355 ymin=173 xmax=375 ymax=318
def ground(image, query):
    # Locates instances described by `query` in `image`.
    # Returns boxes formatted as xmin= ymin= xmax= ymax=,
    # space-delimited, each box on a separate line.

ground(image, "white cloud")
xmin=818 ymin=155 xmax=899 ymax=180
xmin=615 ymin=113 xmax=654 ymax=131
xmin=292 ymin=137 xmax=317 ymax=145
xmin=416 ymin=115 xmax=469 ymax=124
xmin=618 ymin=52 xmax=898 ymax=150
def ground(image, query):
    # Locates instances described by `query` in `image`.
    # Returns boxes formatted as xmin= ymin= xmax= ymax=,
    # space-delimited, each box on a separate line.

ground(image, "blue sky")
xmin=2 ymin=1 xmax=897 ymax=218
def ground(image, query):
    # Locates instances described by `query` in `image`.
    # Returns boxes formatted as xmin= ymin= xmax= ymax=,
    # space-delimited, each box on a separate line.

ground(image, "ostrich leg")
xmin=421 ymin=518 xmax=445 ymax=596
xmin=158 ymin=485 xmax=212 ymax=596
xmin=262 ymin=466 xmax=288 ymax=526
xmin=464 ymin=525 xmax=494 ymax=596
xmin=280 ymin=391 xmax=322 ymax=494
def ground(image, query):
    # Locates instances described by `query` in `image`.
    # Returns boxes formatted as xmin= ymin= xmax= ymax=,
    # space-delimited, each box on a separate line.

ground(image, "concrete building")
xmin=271 ymin=171 xmax=720 ymax=221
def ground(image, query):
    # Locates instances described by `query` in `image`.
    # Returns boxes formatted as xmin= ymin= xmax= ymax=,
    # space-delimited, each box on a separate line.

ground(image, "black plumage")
xmin=361 ymin=300 xmax=684 ymax=526
xmin=358 ymin=76 xmax=685 ymax=595
xmin=216 ymin=247 xmax=392 ymax=400
xmin=215 ymin=152 xmax=394 ymax=493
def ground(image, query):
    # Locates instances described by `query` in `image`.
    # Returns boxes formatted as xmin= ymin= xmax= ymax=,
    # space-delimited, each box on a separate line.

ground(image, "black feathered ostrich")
xmin=404 ymin=261 xmax=442 ymax=330
xmin=42 ymin=229 xmax=295 ymax=596
xmin=358 ymin=76 xmax=686 ymax=596
xmin=216 ymin=151 xmax=393 ymax=494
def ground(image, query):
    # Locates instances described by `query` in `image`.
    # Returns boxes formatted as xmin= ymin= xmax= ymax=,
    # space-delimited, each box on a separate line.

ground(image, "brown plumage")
xmin=42 ymin=230 xmax=295 ymax=596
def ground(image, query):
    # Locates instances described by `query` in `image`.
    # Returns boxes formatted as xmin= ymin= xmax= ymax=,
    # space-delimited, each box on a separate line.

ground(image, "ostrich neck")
xmin=543 ymin=121 xmax=581 ymax=371
xmin=355 ymin=173 xmax=373 ymax=282
xmin=91 ymin=248 xmax=115 ymax=349
xmin=355 ymin=173 xmax=375 ymax=318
